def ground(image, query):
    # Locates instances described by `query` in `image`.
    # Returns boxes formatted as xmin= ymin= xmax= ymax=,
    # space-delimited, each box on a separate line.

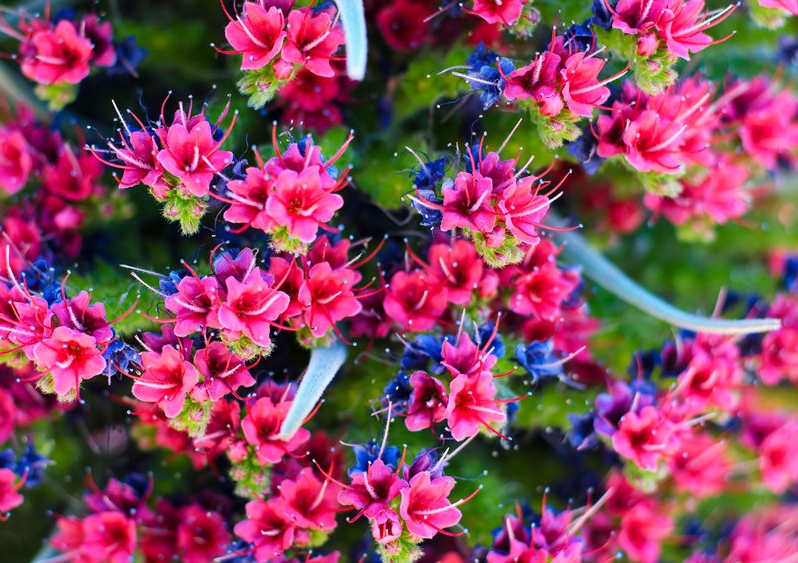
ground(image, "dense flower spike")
xmin=4 ymin=1 xmax=798 ymax=563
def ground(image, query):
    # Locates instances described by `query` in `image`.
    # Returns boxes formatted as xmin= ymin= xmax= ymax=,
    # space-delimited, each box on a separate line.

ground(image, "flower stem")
xmin=277 ymin=340 xmax=349 ymax=441
xmin=333 ymin=0 xmax=367 ymax=81
xmin=554 ymin=222 xmax=781 ymax=335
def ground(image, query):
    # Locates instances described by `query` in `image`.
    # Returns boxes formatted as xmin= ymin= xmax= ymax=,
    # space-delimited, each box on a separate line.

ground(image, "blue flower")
xmin=348 ymin=439 xmax=401 ymax=476
xmin=567 ymin=126 xmax=605 ymax=175
xmin=383 ymin=371 xmax=413 ymax=414
xmin=465 ymin=44 xmax=515 ymax=111
xmin=102 ymin=339 xmax=141 ymax=379
xmin=514 ymin=340 xmax=564 ymax=383
xmin=15 ymin=443 xmax=50 ymax=488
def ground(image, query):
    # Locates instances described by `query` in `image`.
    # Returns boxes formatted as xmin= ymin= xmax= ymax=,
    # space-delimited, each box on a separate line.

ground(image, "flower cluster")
xmin=409 ymin=145 xmax=565 ymax=266
xmin=49 ymin=474 xmax=231 ymax=562
xmin=218 ymin=0 xmax=345 ymax=108
xmin=0 ymin=7 xmax=132 ymax=109
xmin=221 ymin=131 xmax=352 ymax=253
xmin=336 ymin=442 xmax=475 ymax=562
xmin=92 ymin=95 xmax=236 ymax=234
xmin=595 ymin=0 xmax=736 ymax=91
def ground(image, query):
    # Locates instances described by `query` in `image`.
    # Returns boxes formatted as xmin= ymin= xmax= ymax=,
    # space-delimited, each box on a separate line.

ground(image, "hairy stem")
xmin=277 ymin=340 xmax=349 ymax=441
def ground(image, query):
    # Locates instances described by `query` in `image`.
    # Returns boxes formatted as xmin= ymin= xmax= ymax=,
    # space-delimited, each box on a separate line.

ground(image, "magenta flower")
xmin=470 ymin=0 xmax=526 ymax=25
xmin=617 ymin=502 xmax=674 ymax=563
xmin=383 ymin=270 xmax=448 ymax=332
xmin=0 ymin=129 xmax=32 ymax=195
xmin=405 ymin=371 xmax=448 ymax=432
xmin=240 ymin=396 xmax=310 ymax=464
xmin=43 ymin=145 xmax=105 ymax=202
xmin=611 ymin=405 xmax=674 ymax=471
xmin=176 ymin=505 xmax=230 ymax=563
xmin=338 ymin=459 xmax=408 ymax=519
xmin=223 ymin=2 xmax=286 ymax=71
xmin=399 ymin=472 xmax=461 ymax=539
xmin=427 ymin=239 xmax=491 ymax=305
xmin=440 ymin=171 xmax=497 ymax=233
xmin=445 ymin=372 xmax=505 ymax=441
xmin=50 ymin=290 xmax=113 ymax=346
xmin=279 ymin=468 xmax=341 ymax=531
xmin=165 ymin=275 xmax=222 ymax=337
xmin=156 ymin=117 xmax=234 ymax=198
xmin=132 ymin=345 xmax=199 ymax=418
xmin=33 ymin=326 xmax=106 ymax=397
xmin=0 ymin=468 xmax=24 ymax=514
xmin=235 ymin=497 xmax=306 ymax=561
xmin=223 ymin=165 xmax=275 ymax=231
xmin=296 ymin=261 xmax=362 ymax=338
xmin=559 ymin=52 xmax=613 ymax=117
xmin=217 ymin=268 xmax=289 ymax=348
xmin=266 ymin=167 xmax=345 ymax=243
xmin=504 ymin=52 xmax=563 ymax=115
xmin=371 ymin=509 xmax=403 ymax=545
xmin=81 ymin=512 xmax=138 ymax=563
xmin=281 ymin=9 xmax=345 ymax=78
xmin=20 ymin=20 xmax=94 ymax=85
xmin=611 ymin=0 xmax=668 ymax=35
xmin=191 ymin=341 xmax=254 ymax=402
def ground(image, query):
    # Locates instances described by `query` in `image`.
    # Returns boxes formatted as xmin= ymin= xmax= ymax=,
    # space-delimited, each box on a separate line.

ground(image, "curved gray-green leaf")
xmin=277 ymin=340 xmax=349 ymax=441
xmin=334 ymin=0 xmax=367 ymax=81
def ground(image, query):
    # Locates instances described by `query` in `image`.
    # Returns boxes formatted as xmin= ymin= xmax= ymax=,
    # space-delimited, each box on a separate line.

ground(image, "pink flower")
xmin=644 ymin=157 xmax=751 ymax=226
xmin=50 ymin=291 xmax=113 ymax=345
xmin=132 ymin=345 xmax=199 ymax=418
xmin=383 ymin=269 xmax=448 ymax=332
xmin=405 ymin=371 xmax=448 ymax=431
xmin=445 ymin=372 xmax=505 ymax=441
xmin=43 ymin=145 xmax=105 ymax=201
xmin=20 ymin=20 xmax=94 ymax=85
xmin=440 ymin=171 xmax=497 ymax=233
xmin=223 ymin=2 xmax=286 ymax=71
xmin=165 ymin=275 xmax=223 ymax=337
xmin=0 ymin=468 xmax=24 ymax=514
xmin=279 ymin=469 xmax=341 ymax=531
xmin=234 ymin=497 xmax=306 ymax=561
xmin=33 ymin=326 xmax=106 ymax=397
xmin=338 ymin=459 xmax=408 ymax=518
xmin=240 ymin=396 xmax=310 ymax=464
xmin=508 ymin=263 xmax=578 ymax=321
xmin=81 ymin=512 xmax=137 ymax=563
xmin=611 ymin=0 xmax=668 ymax=35
xmin=667 ymin=432 xmax=731 ymax=498
xmin=497 ymin=177 xmax=552 ymax=246
xmin=156 ymin=118 xmax=234 ymax=198
xmin=504 ymin=52 xmax=562 ymax=114
xmin=281 ymin=9 xmax=344 ymax=78
xmin=471 ymin=0 xmax=526 ymax=25
xmin=611 ymin=405 xmax=674 ymax=471
xmin=176 ymin=505 xmax=230 ymax=563
xmin=297 ymin=261 xmax=362 ymax=338
xmin=191 ymin=341 xmax=254 ymax=402
xmin=759 ymin=419 xmax=798 ymax=494
xmin=266 ymin=167 xmax=344 ymax=243
xmin=371 ymin=509 xmax=403 ymax=544
xmin=427 ymin=239 xmax=493 ymax=305
xmin=559 ymin=52 xmax=613 ymax=117
xmin=399 ymin=472 xmax=461 ymax=539
xmin=223 ymin=165 xmax=276 ymax=231
xmin=217 ymin=268 xmax=289 ymax=348
xmin=617 ymin=503 xmax=674 ymax=563
xmin=376 ymin=0 xmax=433 ymax=51
xmin=0 ymin=129 xmax=32 ymax=195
